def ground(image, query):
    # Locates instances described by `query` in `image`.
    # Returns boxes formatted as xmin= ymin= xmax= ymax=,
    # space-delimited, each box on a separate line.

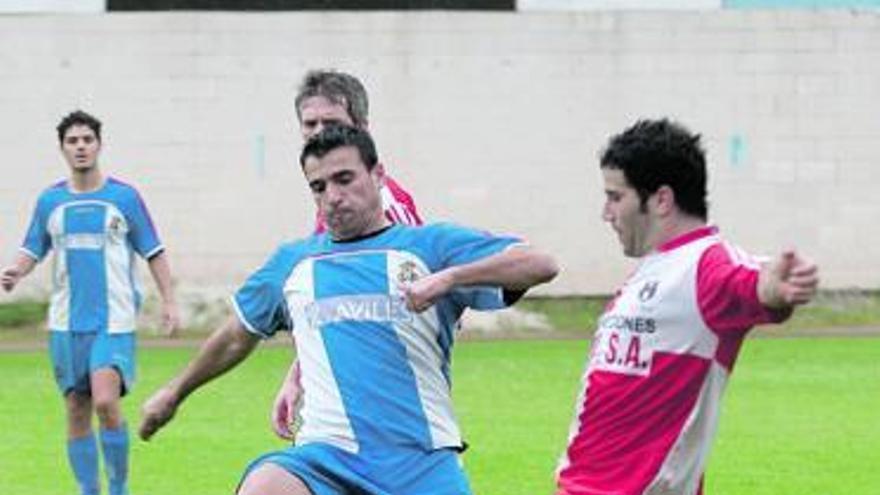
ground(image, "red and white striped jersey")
xmin=557 ymin=226 xmax=789 ymax=495
xmin=314 ymin=172 xmax=422 ymax=233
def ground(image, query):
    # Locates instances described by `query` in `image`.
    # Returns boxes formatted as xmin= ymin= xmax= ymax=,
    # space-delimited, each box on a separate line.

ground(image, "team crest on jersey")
xmin=638 ymin=281 xmax=660 ymax=302
xmin=108 ymin=216 xmax=124 ymax=242
xmin=397 ymin=261 xmax=420 ymax=284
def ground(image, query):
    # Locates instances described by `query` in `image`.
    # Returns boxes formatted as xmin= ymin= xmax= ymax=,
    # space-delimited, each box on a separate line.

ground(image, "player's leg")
xmin=51 ymin=331 xmax=100 ymax=495
xmin=91 ymin=333 xmax=136 ymax=495
xmin=238 ymin=463 xmax=314 ymax=495
xmin=93 ymin=368 xmax=128 ymax=495
xmin=66 ymin=392 xmax=100 ymax=495
xmin=92 ymin=369 xmax=123 ymax=427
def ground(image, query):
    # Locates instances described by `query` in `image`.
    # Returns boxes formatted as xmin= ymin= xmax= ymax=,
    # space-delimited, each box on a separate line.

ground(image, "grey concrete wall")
xmin=0 ymin=10 xmax=877 ymax=301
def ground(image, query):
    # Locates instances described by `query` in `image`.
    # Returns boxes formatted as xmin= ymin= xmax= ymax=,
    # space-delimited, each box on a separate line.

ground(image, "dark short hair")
xmin=299 ymin=125 xmax=378 ymax=171
xmin=294 ymin=69 xmax=369 ymax=128
xmin=601 ymin=118 xmax=708 ymax=220
xmin=57 ymin=110 xmax=102 ymax=144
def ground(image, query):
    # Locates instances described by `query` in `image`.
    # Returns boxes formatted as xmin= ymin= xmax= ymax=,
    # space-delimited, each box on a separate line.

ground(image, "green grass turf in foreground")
xmin=0 ymin=338 xmax=877 ymax=494
xmin=708 ymin=337 xmax=880 ymax=494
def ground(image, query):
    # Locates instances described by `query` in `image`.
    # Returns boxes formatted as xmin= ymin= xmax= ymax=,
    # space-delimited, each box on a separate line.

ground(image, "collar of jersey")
xmin=656 ymin=225 xmax=718 ymax=253
xmin=330 ymin=224 xmax=395 ymax=244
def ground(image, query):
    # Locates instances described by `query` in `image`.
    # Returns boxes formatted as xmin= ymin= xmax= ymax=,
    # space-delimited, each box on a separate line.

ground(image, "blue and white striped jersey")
xmin=21 ymin=177 xmax=162 ymax=334
xmin=233 ymin=223 xmax=521 ymax=454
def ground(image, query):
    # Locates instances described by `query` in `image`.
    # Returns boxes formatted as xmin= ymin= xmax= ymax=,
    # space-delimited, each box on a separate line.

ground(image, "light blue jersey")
xmin=21 ymin=177 xmax=162 ymax=334
xmin=233 ymin=223 xmax=521 ymax=455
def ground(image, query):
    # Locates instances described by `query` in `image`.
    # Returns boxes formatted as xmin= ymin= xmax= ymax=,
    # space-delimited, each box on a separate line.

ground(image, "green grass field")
xmin=1 ymin=338 xmax=878 ymax=494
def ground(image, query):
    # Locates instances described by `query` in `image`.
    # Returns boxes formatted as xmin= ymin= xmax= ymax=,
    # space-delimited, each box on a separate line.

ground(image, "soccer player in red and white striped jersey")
xmin=557 ymin=119 xmax=819 ymax=495
xmin=272 ymin=69 xmax=423 ymax=440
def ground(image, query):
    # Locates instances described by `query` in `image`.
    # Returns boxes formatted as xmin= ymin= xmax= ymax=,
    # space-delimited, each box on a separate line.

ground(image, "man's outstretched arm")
xmin=139 ymin=315 xmax=260 ymax=441
xmin=402 ymin=244 xmax=559 ymax=313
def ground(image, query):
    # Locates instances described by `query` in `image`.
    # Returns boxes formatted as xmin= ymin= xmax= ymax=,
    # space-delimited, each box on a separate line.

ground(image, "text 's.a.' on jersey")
xmin=21 ymin=178 xmax=162 ymax=334
xmin=234 ymin=223 xmax=521 ymax=455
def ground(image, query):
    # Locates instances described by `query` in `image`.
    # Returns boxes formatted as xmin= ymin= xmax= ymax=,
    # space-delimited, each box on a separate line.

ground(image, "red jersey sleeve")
xmin=313 ymin=210 xmax=327 ymax=234
xmin=383 ymin=175 xmax=423 ymax=226
xmin=697 ymin=243 xmax=791 ymax=335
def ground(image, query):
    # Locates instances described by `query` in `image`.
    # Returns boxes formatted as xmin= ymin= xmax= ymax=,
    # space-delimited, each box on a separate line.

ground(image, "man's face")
xmin=298 ymin=96 xmax=356 ymax=140
xmin=61 ymin=125 xmax=101 ymax=173
xmin=303 ymin=145 xmax=384 ymax=240
xmin=601 ymin=167 xmax=654 ymax=258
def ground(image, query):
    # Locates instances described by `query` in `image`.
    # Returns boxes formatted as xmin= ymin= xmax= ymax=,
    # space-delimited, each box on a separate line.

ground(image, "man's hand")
xmin=139 ymin=386 xmax=180 ymax=441
xmin=161 ymin=300 xmax=181 ymax=338
xmin=1 ymin=265 xmax=22 ymax=292
xmin=271 ymin=378 xmax=303 ymax=441
xmin=138 ymin=316 xmax=259 ymax=443
xmin=758 ymin=250 xmax=819 ymax=308
xmin=401 ymin=270 xmax=455 ymax=313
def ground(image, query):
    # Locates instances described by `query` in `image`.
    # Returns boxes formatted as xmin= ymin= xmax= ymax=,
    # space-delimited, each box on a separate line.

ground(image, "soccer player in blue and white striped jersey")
xmin=1 ymin=110 xmax=180 ymax=495
xmin=138 ymin=125 xmax=558 ymax=495
xmin=273 ymin=69 xmax=425 ymax=442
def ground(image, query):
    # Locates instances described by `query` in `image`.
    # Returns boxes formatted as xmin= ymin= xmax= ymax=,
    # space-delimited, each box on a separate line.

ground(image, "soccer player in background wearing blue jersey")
xmin=138 ymin=125 xmax=559 ymax=495
xmin=1 ymin=110 xmax=180 ymax=495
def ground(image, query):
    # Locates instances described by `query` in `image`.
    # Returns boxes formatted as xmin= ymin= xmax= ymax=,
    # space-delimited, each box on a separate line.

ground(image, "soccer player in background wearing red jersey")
xmin=270 ymin=69 xmax=423 ymax=440
xmin=556 ymin=119 xmax=819 ymax=495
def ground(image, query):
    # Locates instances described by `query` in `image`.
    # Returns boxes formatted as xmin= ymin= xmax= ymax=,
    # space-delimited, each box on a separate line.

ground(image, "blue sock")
xmin=100 ymin=424 xmax=129 ymax=495
xmin=67 ymin=433 xmax=100 ymax=495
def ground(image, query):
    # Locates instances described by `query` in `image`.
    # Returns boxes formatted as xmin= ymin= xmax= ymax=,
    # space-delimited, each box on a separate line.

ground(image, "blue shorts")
xmin=48 ymin=331 xmax=136 ymax=397
xmin=240 ymin=443 xmax=472 ymax=495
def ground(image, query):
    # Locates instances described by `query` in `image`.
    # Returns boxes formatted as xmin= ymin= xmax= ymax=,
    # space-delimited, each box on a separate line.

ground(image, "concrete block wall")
xmin=0 ymin=10 xmax=877 ymax=299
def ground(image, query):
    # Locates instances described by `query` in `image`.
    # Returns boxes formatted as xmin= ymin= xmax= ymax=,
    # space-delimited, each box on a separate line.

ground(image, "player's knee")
xmin=93 ymin=397 xmax=121 ymax=425
xmin=67 ymin=407 xmax=92 ymax=430
xmin=66 ymin=393 xmax=91 ymax=417
xmin=64 ymin=394 xmax=93 ymax=434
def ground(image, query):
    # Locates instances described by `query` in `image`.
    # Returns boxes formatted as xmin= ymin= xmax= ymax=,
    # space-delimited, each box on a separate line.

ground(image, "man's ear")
xmin=653 ymin=185 xmax=676 ymax=216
